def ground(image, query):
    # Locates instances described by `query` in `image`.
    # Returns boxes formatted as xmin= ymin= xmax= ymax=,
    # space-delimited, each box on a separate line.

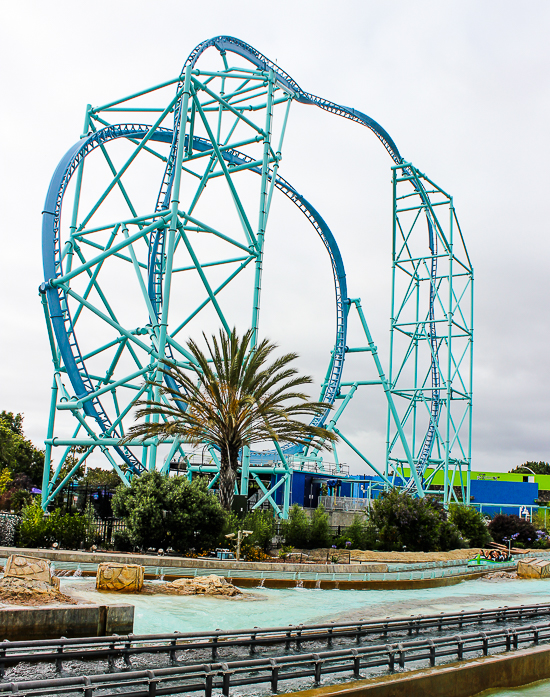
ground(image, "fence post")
xmin=312 ymin=654 xmax=323 ymax=685
xmin=270 ymin=659 xmax=279 ymax=692
xmin=428 ymin=639 xmax=436 ymax=666
xmin=204 ymin=667 xmax=213 ymax=697
xmin=221 ymin=664 xmax=231 ymax=697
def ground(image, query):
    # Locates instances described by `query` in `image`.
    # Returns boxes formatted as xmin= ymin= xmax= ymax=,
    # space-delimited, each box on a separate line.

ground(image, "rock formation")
xmin=5 ymin=554 xmax=58 ymax=586
xmin=149 ymin=574 xmax=242 ymax=597
xmin=0 ymin=555 xmax=75 ymax=606
xmin=517 ymin=558 xmax=550 ymax=579
xmin=96 ymin=563 xmax=144 ymax=592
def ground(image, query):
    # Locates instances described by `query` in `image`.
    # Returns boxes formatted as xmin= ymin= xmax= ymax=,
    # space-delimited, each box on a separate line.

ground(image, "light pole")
xmin=225 ymin=530 xmax=253 ymax=561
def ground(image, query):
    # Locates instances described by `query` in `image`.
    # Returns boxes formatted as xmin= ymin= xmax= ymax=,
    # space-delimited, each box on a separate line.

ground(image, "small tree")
xmin=449 ymin=504 xmax=491 ymax=547
xmin=281 ymin=504 xmax=310 ymax=548
xmin=81 ymin=467 xmax=123 ymax=488
xmin=112 ymin=471 xmax=169 ymax=549
xmin=123 ymin=330 xmax=337 ymax=511
xmin=0 ymin=412 xmax=45 ymax=486
xmin=309 ymin=504 xmax=332 ymax=548
xmin=368 ymin=489 xmax=463 ymax=552
xmin=18 ymin=499 xmax=50 ymax=548
xmin=112 ymin=471 xmax=227 ymax=552
xmin=488 ymin=514 xmax=537 ymax=547
xmin=342 ymin=513 xmax=377 ymax=550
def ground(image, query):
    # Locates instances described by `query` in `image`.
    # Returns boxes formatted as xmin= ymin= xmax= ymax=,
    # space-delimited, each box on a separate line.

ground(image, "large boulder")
xmin=4 ymin=555 xmax=59 ymax=588
xmin=96 ymin=563 xmax=144 ymax=592
xmin=0 ymin=555 xmax=75 ymax=605
xmin=517 ymin=558 xmax=550 ymax=579
xmin=159 ymin=574 xmax=242 ymax=596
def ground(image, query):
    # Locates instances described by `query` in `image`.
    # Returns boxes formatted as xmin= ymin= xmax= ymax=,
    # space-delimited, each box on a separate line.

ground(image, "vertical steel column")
xmin=250 ymin=70 xmax=274 ymax=348
xmin=149 ymin=66 xmax=192 ymax=472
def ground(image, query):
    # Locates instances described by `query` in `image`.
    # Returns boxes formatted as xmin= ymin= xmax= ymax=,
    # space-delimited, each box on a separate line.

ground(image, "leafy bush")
xmin=112 ymin=529 xmax=134 ymax=552
xmin=281 ymin=504 xmax=334 ymax=549
xmin=18 ymin=499 xmax=91 ymax=548
xmin=448 ymin=504 xmax=492 ymax=547
xmin=281 ymin=504 xmax=311 ymax=548
xmin=227 ymin=509 xmax=275 ymax=553
xmin=112 ymin=472 xmax=227 ymax=552
xmin=368 ymin=489 xmax=464 ymax=552
xmin=488 ymin=514 xmax=538 ymax=547
xmin=338 ymin=514 xmax=378 ymax=550
xmin=309 ymin=505 xmax=332 ymax=548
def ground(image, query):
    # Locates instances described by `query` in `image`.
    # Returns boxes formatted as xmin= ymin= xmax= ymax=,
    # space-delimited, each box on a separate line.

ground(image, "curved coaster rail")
xmin=40 ymin=36 xmax=473 ymax=513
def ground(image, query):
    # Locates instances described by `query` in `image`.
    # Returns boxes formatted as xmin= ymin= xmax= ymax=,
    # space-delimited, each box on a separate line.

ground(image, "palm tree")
xmin=124 ymin=329 xmax=337 ymax=510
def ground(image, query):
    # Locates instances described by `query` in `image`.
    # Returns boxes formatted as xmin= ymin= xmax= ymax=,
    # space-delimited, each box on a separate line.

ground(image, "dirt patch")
xmin=0 ymin=576 xmax=79 ymax=606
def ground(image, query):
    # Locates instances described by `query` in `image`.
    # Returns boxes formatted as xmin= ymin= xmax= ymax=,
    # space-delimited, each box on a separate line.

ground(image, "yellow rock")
xmin=5 ymin=555 xmax=54 ymax=585
xmin=517 ymin=558 xmax=550 ymax=579
xmin=162 ymin=574 xmax=242 ymax=596
xmin=96 ymin=563 xmax=144 ymax=592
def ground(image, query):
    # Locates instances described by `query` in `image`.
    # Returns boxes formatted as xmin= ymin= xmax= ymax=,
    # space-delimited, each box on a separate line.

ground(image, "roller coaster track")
xmin=153 ymin=36 xmax=440 ymax=478
xmin=42 ymin=37 xmax=442 ymax=488
xmin=41 ymin=128 xmax=347 ymax=470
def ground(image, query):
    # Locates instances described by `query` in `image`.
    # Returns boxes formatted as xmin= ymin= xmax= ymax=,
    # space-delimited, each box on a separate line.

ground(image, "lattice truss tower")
xmin=40 ymin=37 xmax=473 ymax=515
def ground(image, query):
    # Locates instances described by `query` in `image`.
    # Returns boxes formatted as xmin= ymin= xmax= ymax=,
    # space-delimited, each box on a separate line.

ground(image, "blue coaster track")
xmin=41 ymin=37 xmax=442 ymax=487
xmin=153 ymin=36 xmax=441 ymax=475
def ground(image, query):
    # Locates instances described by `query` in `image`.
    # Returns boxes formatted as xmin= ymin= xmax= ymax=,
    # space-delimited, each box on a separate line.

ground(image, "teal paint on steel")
xmin=40 ymin=37 xmax=472 ymax=516
xmin=387 ymin=164 xmax=473 ymax=504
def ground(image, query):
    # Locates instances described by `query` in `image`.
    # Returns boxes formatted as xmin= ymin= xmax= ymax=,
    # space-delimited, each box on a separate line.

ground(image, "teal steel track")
xmin=40 ymin=36 xmax=473 ymax=514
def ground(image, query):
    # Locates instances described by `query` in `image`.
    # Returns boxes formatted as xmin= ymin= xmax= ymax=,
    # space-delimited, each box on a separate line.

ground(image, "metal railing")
xmin=34 ymin=558 xmax=516 ymax=583
xmin=0 ymin=603 xmax=547 ymax=675
xmin=319 ymin=496 xmax=371 ymax=511
xmin=0 ymin=615 xmax=549 ymax=696
xmin=92 ymin=517 xmax=127 ymax=545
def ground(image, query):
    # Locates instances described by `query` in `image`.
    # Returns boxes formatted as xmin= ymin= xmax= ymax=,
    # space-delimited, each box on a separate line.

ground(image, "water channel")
xmin=6 ymin=576 xmax=550 ymax=695
xmin=62 ymin=576 xmax=550 ymax=634
xmin=480 ymin=683 xmax=550 ymax=696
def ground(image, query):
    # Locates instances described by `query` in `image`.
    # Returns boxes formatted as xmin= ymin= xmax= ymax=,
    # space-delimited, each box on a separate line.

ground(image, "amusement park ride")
xmin=39 ymin=36 xmax=473 ymax=517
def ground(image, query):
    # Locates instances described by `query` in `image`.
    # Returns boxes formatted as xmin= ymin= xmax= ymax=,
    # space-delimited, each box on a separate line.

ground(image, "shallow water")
xmin=479 ymin=681 xmax=550 ymax=696
xmin=61 ymin=576 xmax=550 ymax=635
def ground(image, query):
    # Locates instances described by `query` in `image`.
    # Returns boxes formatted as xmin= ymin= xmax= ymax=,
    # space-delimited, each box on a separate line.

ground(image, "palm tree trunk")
xmin=218 ymin=447 xmax=237 ymax=511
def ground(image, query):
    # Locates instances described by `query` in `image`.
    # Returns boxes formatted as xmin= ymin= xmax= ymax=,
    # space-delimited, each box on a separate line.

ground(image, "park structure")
xmin=39 ymin=36 xmax=473 ymax=518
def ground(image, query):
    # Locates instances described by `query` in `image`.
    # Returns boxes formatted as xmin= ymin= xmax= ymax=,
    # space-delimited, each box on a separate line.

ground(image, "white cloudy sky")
xmin=1 ymin=0 xmax=549 ymax=476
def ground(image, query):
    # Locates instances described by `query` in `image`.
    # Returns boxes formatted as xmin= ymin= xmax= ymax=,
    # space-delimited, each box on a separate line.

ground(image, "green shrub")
xmin=227 ymin=509 xmax=275 ymax=553
xmin=309 ymin=505 xmax=332 ymax=548
xmin=448 ymin=504 xmax=491 ymax=547
xmin=342 ymin=514 xmax=378 ymax=550
xmin=18 ymin=499 xmax=91 ymax=549
xmin=367 ymin=489 xmax=464 ymax=552
xmin=18 ymin=499 xmax=50 ymax=547
xmin=488 ymin=514 xmax=537 ymax=547
xmin=281 ymin=504 xmax=333 ymax=549
xmin=281 ymin=504 xmax=310 ymax=548
xmin=56 ymin=511 xmax=88 ymax=549
xmin=112 ymin=529 xmax=134 ymax=552
xmin=112 ymin=472 xmax=227 ymax=552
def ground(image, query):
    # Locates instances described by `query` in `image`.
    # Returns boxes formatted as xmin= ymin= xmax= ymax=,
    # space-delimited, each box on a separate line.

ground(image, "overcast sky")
xmin=1 ymin=0 xmax=549 ymax=476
